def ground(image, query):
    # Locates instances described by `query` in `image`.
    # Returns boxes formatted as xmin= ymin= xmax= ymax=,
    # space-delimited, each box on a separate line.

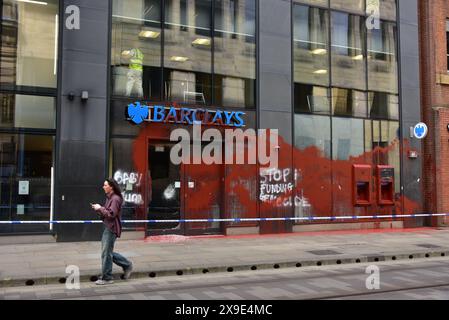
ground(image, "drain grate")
xmin=307 ymin=250 xmax=342 ymax=256
xmin=415 ymin=244 xmax=442 ymax=249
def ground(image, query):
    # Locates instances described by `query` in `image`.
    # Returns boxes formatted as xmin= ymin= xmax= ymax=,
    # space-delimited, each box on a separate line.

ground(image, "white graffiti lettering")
xmin=123 ymin=193 xmax=143 ymax=205
xmin=260 ymin=168 xmax=308 ymax=208
xmin=114 ymin=170 xmax=143 ymax=187
xmin=114 ymin=170 xmax=144 ymax=205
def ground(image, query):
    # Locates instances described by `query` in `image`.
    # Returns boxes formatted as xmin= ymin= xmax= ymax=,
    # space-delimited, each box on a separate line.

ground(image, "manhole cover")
xmin=415 ymin=244 xmax=442 ymax=249
xmin=307 ymin=250 xmax=342 ymax=256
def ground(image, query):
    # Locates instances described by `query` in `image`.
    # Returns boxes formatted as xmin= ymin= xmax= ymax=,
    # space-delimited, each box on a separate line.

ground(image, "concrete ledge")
xmin=226 ymin=226 xmax=260 ymax=236
xmin=0 ymin=234 xmax=56 ymax=245
xmin=1 ymin=248 xmax=448 ymax=289
xmin=292 ymin=221 xmax=404 ymax=233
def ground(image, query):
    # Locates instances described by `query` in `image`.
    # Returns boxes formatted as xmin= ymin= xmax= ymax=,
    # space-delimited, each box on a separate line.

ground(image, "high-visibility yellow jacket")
xmin=129 ymin=48 xmax=143 ymax=72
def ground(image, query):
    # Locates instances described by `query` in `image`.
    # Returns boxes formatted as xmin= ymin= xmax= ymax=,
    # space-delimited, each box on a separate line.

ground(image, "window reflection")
xmin=0 ymin=134 xmax=53 ymax=231
xmin=368 ymin=91 xmax=398 ymax=120
xmin=379 ymin=0 xmax=397 ymax=21
xmin=332 ymin=88 xmax=367 ymax=118
xmin=332 ymin=118 xmax=365 ymax=160
xmin=294 ymin=83 xmax=330 ymax=114
xmin=294 ymin=5 xmax=329 ymax=86
xmin=0 ymin=0 xmax=59 ymax=88
xmin=294 ymin=114 xmax=331 ymax=158
xmin=368 ymin=21 xmax=398 ymax=93
xmin=330 ymin=0 xmax=364 ymax=14
xmin=294 ymin=0 xmax=328 ymax=7
xmin=214 ymin=0 xmax=256 ymax=109
xmin=112 ymin=0 xmax=162 ymax=100
xmin=0 ymin=94 xmax=56 ymax=130
xmin=331 ymin=12 xmax=366 ymax=90
xmin=112 ymin=0 xmax=256 ymax=108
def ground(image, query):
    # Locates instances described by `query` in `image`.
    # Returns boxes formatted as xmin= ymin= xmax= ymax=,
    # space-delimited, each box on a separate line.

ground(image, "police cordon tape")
xmin=0 ymin=213 xmax=448 ymax=224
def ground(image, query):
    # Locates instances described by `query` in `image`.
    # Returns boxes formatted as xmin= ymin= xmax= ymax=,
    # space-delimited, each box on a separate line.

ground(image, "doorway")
xmin=146 ymin=140 xmax=224 ymax=236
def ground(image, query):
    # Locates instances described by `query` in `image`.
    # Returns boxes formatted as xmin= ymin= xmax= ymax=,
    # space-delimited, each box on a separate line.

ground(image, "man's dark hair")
xmin=105 ymin=178 xmax=123 ymax=200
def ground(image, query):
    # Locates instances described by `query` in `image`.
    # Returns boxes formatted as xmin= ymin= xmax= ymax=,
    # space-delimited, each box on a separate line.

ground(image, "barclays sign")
xmin=127 ymin=102 xmax=246 ymax=127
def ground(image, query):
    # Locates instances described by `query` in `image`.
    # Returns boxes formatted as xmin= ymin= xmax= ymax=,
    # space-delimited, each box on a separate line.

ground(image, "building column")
xmin=55 ymin=0 xmax=110 ymax=241
xmin=398 ymin=0 xmax=424 ymax=225
xmin=257 ymin=0 xmax=293 ymax=233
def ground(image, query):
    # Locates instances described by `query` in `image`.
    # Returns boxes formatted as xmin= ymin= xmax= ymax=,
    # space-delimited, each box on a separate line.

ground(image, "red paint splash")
xmin=128 ymin=122 xmax=421 ymax=237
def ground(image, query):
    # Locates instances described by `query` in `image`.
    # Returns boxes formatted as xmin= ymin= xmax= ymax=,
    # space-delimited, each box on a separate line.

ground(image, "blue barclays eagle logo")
xmin=414 ymin=123 xmax=427 ymax=139
xmin=127 ymin=102 xmax=148 ymax=124
xmin=414 ymin=125 xmax=425 ymax=138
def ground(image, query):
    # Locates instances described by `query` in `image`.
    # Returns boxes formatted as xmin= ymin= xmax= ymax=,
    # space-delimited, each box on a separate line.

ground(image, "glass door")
xmin=146 ymin=141 xmax=184 ymax=235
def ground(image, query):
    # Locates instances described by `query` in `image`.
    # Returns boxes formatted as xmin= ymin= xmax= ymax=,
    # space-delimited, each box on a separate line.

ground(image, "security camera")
xmin=68 ymin=92 xmax=75 ymax=101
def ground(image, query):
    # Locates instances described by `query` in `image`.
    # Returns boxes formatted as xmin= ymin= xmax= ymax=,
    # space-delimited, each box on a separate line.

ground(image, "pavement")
xmin=1 ymin=227 xmax=449 ymax=288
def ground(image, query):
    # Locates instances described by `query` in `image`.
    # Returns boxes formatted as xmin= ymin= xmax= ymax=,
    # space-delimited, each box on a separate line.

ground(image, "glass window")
xmin=332 ymin=88 xmax=367 ymax=117
xmin=163 ymin=0 xmax=213 ymax=105
xmin=368 ymin=91 xmax=398 ymax=120
xmin=0 ymin=133 xmax=53 ymax=233
xmin=294 ymin=83 xmax=330 ymax=114
xmin=332 ymin=117 xmax=365 ymax=160
xmin=330 ymin=0 xmax=364 ymax=15
xmin=293 ymin=0 xmax=328 ymax=7
xmin=331 ymin=12 xmax=366 ymax=90
xmin=110 ymin=138 xmax=145 ymax=230
xmin=293 ymin=5 xmax=329 ymax=86
xmin=111 ymin=0 xmax=162 ymax=100
xmin=214 ymin=0 xmax=256 ymax=109
xmin=0 ymin=0 xmax=59 ymax=89
xmin=0 ymin=94 xmax=55 ymax=129
xmin=378 ymin=0 xmax=396 ymax=21
xmin=294 ymin=114 xmax=331 ymax=158
xmin=367 ymin=20 xmax=398 ymax=93
xmin=364 ymin=119 xmax=372 ymax=153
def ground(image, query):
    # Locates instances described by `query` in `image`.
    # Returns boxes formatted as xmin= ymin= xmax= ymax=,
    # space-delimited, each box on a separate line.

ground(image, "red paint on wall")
xmin=127 ymin=123 xmax=421 ymax=235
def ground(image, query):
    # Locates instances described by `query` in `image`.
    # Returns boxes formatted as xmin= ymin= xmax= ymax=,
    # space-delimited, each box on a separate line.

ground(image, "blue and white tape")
xmin=0 ymin=213 xmax=447 ymax=224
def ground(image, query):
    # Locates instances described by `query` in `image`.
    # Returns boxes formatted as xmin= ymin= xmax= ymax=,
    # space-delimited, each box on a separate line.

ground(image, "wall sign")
xmin=413 ymin=122 xmax=428 ymax=140
xmin=127 ymin=102 xmax=245 ymax=127
xmin=18 ymin=181 xmax=29 ymax=195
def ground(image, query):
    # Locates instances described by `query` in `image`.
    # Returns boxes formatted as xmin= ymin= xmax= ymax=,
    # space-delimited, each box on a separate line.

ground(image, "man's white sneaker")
xmin=95 ymin=279 xmax=114 ymax=285
xmin=123 ymin=263 xmax=133 ymax=280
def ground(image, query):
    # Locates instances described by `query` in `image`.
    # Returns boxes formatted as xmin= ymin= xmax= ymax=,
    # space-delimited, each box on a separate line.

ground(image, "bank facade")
xmin=0 ymin=0 xmax=424 ymax=242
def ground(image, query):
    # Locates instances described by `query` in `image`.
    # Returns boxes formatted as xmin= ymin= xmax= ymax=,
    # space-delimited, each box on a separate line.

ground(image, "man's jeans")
xmin=101 ymin=227 xmax=132 ymax=281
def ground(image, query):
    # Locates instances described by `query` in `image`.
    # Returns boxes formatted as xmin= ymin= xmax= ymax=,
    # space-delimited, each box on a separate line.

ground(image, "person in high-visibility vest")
xmin=124 ymin=48 xmax=144 ymax=97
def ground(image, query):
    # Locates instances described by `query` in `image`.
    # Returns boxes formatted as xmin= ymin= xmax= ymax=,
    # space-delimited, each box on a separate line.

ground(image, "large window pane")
xmin=368 ymin=21 xmax=398 ymax=93
xmin=294 ymin=114 xmax=331 ymax=158
xmin=1 ymin=0 xmax=59 ymax=88
xmin=112 ymin=0 xmax=162 ymax=100
xmin=110 ymin=138 xmax=145 ymax=231
xmin=214 ymin=0 xmax=256 ymax=109
xmin=332 ymin=117 xmax=365 ymax=160
xmin=379 ymin=0 xmax=396 ymax=21
xmin=368 ymin=91 xmax=398 ymax=120
xmin=293 ymin=0 xmax=328 ymax=7
xmin=331 ymin=12 xmax=366 ymax=90
xmin=293 ymin=114 xmax=332 ymax=220
xmin=332 ymin=88 xmax=367 ymax=117
xmin=0 ymin=134 xmax=53 ymax=233
xmin=294 ymin=5 xmax=329 ymax=86
xmin=330 ymin=0 xmax=364 ymax=14
xmin=0 ymin=94 xmax=55 ymax=129
xmin=294 ymin=83 xmax=330 ymax=114
xmin=164 ymin=0 xmax=212 ymax=105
